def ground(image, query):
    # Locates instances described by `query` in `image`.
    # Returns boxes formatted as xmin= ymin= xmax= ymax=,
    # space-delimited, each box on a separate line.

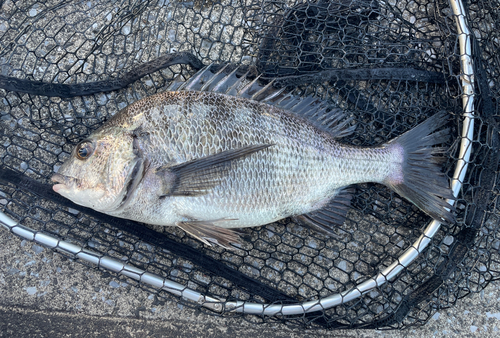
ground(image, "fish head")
xmin=51 ymin=127 xmax=141 ymax=212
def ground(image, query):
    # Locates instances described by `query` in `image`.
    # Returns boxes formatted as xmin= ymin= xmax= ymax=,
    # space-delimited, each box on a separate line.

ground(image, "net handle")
xmin=0 ymin=0 xmax=475 ymax=317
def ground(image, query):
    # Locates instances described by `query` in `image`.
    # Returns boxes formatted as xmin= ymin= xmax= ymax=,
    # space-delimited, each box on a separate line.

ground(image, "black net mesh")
xmin=0 ymin=0 xmax=499 ymax=330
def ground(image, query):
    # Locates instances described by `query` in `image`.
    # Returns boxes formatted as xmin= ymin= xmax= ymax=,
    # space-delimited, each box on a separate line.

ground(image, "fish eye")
xmin=75 ymin=141 xmax=94 ymax=160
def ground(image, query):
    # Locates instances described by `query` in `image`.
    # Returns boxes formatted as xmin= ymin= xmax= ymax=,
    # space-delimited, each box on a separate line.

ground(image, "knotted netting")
xmin=1 ymin=0 xmax=499 ymax=330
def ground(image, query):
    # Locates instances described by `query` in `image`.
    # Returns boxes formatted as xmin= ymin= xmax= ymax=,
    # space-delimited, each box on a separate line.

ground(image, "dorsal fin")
xmin=225 ymin=69 xmax=250 ymax=96
xmin=175 ymin=64 xmax=355 ymax=138
xmin=166 ymin=74 xmax=185 ymax=91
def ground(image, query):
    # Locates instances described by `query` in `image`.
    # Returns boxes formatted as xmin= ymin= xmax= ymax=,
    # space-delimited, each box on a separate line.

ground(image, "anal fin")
xmin=176 ymin=219 xmax=242 ymax=249
xmin=293 ymin=188 xmax=353 ymax=238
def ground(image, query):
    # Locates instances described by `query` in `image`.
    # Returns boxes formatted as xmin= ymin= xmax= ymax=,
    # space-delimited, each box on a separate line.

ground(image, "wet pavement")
xmin=1 ymin=227 xmax=499 ymax=337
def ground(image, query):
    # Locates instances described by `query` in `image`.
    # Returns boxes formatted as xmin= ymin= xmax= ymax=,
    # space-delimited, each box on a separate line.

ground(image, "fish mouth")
xmin=51 ymin=173 xmax=77 ymax=193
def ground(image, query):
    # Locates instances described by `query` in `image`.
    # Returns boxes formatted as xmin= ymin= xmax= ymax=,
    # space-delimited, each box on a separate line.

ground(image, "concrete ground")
xmin=1 ymin=227 xmax=499 ymax=338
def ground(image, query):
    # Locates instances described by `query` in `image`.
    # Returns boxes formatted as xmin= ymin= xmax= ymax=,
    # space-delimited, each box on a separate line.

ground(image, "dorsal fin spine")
xmin=291 ymin=97 xmax=315 ymax=114
xmin=238 ymin=75 xmax=262 ymax=98
xmin=261 ymin=87 xmax=286 ymax=103
xmin=166 ymin=74 xmax=184 ymax=91
xmin=274 ymin=93 xmax=295 ymax=107
xmin=226 ymin=70 xmax=250 ymax=96
xmin=200 ymin=64 xmax=230 ymax=91
xmin=181 ymin=64 xmax=213 ymax=91
xmin=212 ymin=66 xmax=240 ymax=93
xmin=250 ymin=79 xmax=275 ymax=101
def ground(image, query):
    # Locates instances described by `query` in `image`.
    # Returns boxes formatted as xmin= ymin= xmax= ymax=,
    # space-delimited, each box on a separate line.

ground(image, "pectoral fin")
xmin=176 ymin=219 xmax=242 ymax=249
xmin=156 ymin=144 xmax=272 ymax=197
xmin=293 ymin=187 xmax=354 ymax=238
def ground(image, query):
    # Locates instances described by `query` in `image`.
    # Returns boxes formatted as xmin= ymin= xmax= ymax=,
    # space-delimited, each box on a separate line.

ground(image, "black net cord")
xmin=0 ymin=52 xmax=204 ymax=97
xmin=0 ymin=54 xmax=448 ymax=98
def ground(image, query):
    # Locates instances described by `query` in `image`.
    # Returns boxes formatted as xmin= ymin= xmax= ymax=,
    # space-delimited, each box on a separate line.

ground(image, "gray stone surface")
xmin=1 ymin=228 xmax=500 ymax=337
xmin=1 ymin=1 xmax=498 ymax=337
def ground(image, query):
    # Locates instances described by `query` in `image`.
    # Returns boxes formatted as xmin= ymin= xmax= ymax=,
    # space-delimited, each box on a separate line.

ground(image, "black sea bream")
xmin=52 ymin=65 xmax=455 ymax=248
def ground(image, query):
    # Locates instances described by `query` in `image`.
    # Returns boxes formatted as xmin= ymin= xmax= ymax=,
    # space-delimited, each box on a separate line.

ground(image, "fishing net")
xmin=0 ymin=0 xmax=499 ymax=330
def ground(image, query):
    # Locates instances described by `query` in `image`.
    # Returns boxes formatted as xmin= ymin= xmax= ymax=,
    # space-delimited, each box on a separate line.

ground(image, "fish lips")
xmin=51 ymin=172 xmax=108 ymax=209
xmin=51 ymin=173 xmax=77 ymax=193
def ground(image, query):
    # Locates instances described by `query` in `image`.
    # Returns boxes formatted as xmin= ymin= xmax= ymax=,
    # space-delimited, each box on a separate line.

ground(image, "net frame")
xmin=0 ymin=0 xmax=477 ymax=320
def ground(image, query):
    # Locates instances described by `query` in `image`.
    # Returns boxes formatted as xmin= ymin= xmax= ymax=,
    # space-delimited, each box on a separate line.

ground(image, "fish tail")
xmin=384 ymin=112 xmax=456 ymax=224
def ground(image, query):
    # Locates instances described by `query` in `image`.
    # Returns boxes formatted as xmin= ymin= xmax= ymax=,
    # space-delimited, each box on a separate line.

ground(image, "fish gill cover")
xmin=0 ymin=0 xmax=499 ymax=330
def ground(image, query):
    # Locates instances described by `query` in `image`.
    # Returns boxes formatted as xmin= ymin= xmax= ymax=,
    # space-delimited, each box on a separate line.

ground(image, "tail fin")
xmin=384 ymin=112 xmax=456 ymax=224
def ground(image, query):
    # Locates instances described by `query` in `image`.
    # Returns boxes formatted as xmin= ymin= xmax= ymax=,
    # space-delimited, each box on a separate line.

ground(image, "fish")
xmin=51 ymin=64 xmax=455 ymax=249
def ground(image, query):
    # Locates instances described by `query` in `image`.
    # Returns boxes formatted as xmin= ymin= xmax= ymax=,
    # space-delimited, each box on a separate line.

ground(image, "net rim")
xmin=0 ymin=0 xmax=475 ymax=318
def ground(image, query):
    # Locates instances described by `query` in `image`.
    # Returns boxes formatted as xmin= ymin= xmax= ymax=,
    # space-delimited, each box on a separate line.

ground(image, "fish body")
xmin=52 ymin=66 xmax=455 ymax=247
